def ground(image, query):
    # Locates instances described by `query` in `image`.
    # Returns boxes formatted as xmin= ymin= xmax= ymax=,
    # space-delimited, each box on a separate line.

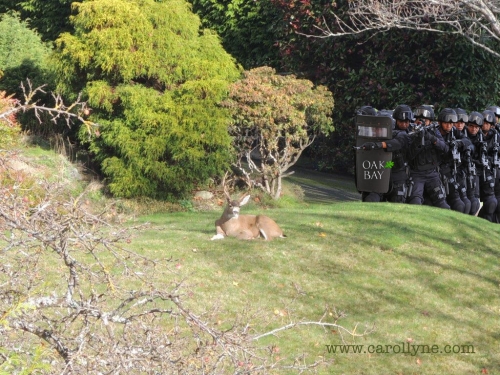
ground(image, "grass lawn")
xmin=130 ymin=201 xmax=500 ymax=374
xmin=1 ymin=143 xmax=498 ymax=373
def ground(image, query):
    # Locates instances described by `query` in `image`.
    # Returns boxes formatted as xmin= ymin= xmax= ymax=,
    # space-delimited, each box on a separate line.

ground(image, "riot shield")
xmin=355 ymin=115 xmax=393 ymax=194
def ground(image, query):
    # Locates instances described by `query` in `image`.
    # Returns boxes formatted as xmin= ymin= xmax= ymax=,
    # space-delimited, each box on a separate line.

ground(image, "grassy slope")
xmin=4 ymin=144 xmax=498 ymax=374
xmin=133 ymin=201 xmax=500 ymax=375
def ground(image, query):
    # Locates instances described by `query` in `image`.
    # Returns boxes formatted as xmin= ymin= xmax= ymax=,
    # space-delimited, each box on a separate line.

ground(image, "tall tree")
xmin=51 ymin=0 xmax=242 ymax=199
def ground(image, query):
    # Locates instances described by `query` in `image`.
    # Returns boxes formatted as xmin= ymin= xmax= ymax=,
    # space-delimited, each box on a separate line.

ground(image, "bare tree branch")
xmin=305 ymin=0 xmax=500 ymax=58
xmin=0 ymin=79 xmax=98 ymax=135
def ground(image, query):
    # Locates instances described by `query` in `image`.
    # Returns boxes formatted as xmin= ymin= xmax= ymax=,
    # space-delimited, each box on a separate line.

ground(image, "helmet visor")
xmin=456 ymin=113 xmax=468 ymax=123
xmin=414 ymin=108 xmax=433 ymax=119
xmin=440 ymin=113 xmax=457 ymax=123
xmin=483 ymin=113 xmax=495 ymax=124
xmin=487 ymin=106 xmax=500 ymax=116
xmin=468 ymin=113 xmax=483 ymax=126
xmin=398 ymin=111 xmax=413 ymax=120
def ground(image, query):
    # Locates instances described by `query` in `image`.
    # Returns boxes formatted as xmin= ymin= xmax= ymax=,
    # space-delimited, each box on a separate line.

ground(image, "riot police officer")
xmin=485 ymin=105 xmax=500 ymax=222
xmin=359 ymin=104 xmax=413 ymax=203
xmin=485 ymin=105 xmax=500 ymax=131
xmin=437 ymin=108 xmax=471 ymax=213
xmin=463 ymin=111 xmax=482 ymax=216
xmin=483 ymin=106 xmax=500 ymax=223
xmin=413 ymin=105 xmax=435 ymax=127
xmin=472 ymin=110 xmax=498 ymax=221
xmin=407 ymin=107 xmax=450 ymax=209
xmin=454 ymin=108 xmax=469 ymax=136
xmin=452 ymin=108 xmax=472 ymax=214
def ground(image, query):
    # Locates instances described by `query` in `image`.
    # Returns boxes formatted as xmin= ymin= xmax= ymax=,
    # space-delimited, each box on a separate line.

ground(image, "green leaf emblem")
xmin=384 ymin=161 xmax=394 ymax=169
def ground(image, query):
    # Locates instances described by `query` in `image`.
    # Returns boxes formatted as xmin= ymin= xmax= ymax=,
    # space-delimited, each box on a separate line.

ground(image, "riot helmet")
xmin=485 ymin=105 xmax=500 ymax=117
xmin=414 ymin=105 xmax=435 ymax=120
xmin=454 ymin=108 xmax=468 ymax=123
xmin=392 ymin=105 xmax=413 ymax=121
xmin=468 ymin=111 xmax=484 ymax=127
xmin=377 ymin=109 xmax=393 ymax=118
xmin=437 ymin=108 xmax=458 ymax=123
xmin=378 ymin=109 xmax=395 ymax=129
xmin=482 ymin=109 xmax=496 ymax=125
xmin=357 ymin=106 xmax=377 ymax=116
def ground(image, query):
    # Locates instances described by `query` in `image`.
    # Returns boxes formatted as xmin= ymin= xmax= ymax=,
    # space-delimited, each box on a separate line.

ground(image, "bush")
xmin=0 ymin=13 xmax=51 ymax=96
xmin=51 ymin=0 xmax=242 ymax=200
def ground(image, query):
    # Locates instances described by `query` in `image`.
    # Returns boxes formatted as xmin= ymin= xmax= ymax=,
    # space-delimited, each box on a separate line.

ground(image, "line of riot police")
xmin=355 ymin=104 xmax=500 ymax=223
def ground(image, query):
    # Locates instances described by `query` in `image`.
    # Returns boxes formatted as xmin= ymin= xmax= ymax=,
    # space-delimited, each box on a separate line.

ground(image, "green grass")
xmin=2 ymin=141 xmax=498 ymax=373
xmin=129 ymin=202 xmax=500 ymax=375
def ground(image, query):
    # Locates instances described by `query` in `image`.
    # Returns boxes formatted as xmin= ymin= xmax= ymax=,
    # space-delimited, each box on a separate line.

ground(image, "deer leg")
xmin=211 ymin=225 xmax=226 ymax=240
xmin=258 ymin=228 xmax=269 ymax=240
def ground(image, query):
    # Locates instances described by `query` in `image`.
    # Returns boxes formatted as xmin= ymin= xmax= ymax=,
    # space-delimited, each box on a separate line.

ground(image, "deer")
xmin=211 ymin=176 xmax=286 ymax=241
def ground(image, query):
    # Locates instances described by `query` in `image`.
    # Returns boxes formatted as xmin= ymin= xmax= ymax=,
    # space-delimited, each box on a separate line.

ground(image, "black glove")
xmin=424 ymin=131 xmax=437 ymax=144
xmin=361 ymin=142 xmax=383 ymax=150
xmin=410 ymin=126 xmax=424 ymax=138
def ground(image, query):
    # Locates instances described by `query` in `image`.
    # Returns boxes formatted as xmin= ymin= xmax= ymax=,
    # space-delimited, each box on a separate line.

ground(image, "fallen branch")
xmin=0 ymin=79 xmax=98 ymax=135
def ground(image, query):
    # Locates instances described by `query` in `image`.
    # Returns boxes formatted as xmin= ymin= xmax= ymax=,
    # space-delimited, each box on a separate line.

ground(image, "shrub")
xmin=51 ymin=0 xmax=242 ymax=200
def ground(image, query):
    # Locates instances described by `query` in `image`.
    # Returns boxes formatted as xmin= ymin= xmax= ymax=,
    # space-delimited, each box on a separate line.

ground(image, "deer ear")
xmin=239 ymin=195 xmax=251 ymax=206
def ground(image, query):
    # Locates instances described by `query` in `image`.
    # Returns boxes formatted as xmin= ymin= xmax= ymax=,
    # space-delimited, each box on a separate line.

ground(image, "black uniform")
xmin=407 ymin=125 xmax=450 ymax=208
xmin=470 ymin=129 xmax=498 ymax=222
xmin=384 ymin=128 xmax=412 ymax=203
xmin=439 ymin=127 xmax=472 ymax=213
xmin=490 ymin=130 xmax=500 ymax=222
xmin=461 ymin=138 xmax=480 ymax=215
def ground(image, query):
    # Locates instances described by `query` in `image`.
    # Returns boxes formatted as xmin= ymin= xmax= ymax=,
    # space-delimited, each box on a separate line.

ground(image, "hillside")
xmin=135 ymin=201 xmax=500 ymax=374
xmin=1 ymin=143 xmax=499 ymax=374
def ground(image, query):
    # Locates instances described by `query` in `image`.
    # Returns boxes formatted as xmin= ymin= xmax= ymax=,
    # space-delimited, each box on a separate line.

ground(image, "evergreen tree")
xmin=51 ymin=0 xmax=241 ymax=199
xmin=189 ymin=0 xmax=284 ymax=69
xmin=0 ymin=12 xmax=51 ymax=95
xmin=0 ymin=0 xmax=73 ymax=41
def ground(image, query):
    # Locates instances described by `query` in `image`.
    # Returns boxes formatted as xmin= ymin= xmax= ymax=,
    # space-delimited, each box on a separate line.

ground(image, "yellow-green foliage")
xmin=0 ymin=345 xmax=51 ymax=375
xmin=51 ymin=0 xmax=242 ymax=199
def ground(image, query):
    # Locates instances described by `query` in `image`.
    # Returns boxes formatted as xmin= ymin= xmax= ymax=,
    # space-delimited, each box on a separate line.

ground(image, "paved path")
xmin=287 ymin=166 xmax=360 ymax=203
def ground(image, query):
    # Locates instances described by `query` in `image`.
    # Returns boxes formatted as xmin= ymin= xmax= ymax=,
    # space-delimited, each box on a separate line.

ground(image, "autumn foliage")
xmin=221 ymin=66 xmax=334 ymax=199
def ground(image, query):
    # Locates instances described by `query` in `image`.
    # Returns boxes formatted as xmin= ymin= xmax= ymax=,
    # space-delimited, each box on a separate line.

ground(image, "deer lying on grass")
xmin=211 ymin=190 xmax=286 ymax=241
